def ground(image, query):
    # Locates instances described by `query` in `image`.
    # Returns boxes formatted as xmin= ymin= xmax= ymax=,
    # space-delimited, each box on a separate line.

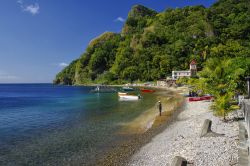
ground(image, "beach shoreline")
xmin=127 ymin=99 xmax=239 ymax=166
xmin=96 ymin=87 xmax=187 ymax=166
xmin=119 ymin=88 xmax=185 ymax=134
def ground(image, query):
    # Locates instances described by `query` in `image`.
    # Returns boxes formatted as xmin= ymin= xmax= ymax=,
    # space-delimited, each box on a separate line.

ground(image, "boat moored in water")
xmin=118 ymin=92 xmax=141 ymax=100
xmin=122 ymin=86 xmax=135 ymax=92
xmin=118 ymin=92 xmax=128 ymax=95
xmin=90 ymin=85 xmax=117 ymax=93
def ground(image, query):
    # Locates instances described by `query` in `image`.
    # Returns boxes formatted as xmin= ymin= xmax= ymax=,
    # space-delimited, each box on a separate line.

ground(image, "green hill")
xmin=54 ymin=0 xmax=250 ymax=85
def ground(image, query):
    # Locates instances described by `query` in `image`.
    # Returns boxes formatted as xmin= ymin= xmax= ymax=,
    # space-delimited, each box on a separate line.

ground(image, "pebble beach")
xmin=127 ymin=100 xmax=239 ymax=166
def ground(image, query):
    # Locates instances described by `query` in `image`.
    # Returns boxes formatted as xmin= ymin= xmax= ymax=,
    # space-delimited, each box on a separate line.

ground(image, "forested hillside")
xmin=54 ymin=0 xmax=250 ymax=85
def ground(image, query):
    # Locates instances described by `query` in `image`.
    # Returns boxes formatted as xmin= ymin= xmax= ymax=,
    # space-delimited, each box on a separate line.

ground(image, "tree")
xmin=122 ymin=66 xmax=139 ymax=83
xmin=189 ymin=57 xmax=245 ymax=120
xmin=54 ymin=1 xmax=250 ymax=85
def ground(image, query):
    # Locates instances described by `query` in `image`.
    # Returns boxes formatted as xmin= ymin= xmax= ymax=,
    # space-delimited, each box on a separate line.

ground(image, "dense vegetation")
xmin=54 ymin=0 xmax=250 ymax=86
xmin=184 ymin=57 xmax=248 ymax=120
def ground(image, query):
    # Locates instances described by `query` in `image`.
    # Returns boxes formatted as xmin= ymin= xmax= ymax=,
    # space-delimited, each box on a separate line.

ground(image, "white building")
xmin=172 ymin=70 xmax=191 ymax=80
xmin=172 ymin=60 xmax=197 ymax=80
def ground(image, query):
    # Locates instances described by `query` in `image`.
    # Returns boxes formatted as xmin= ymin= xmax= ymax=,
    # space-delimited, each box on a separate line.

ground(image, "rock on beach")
xmin=127 ymin=100 xmax=239 ymax=166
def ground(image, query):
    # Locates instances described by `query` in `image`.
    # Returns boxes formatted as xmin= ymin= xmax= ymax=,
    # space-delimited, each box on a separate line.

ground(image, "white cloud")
xmin=0 ymin=70 xmax=19 ymax=81
xmin=59 ymin=63 xmax=69 ymax=67
xmin=17 ymin=0 xmax=23 ymax=5
xmin=24 ymin=3 xmax=39 ymax=15
xmin=0 ymin=75 xmax=19 ymax=80
xmin=115 ymin=17 xmax=125 ymax=22
xmin=17 ymin=0 xmax=40 ymax=15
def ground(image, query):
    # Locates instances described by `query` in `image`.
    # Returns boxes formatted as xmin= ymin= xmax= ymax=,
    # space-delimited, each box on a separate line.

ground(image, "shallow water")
xmin=0 ymin=84 xmax=159 ymax=165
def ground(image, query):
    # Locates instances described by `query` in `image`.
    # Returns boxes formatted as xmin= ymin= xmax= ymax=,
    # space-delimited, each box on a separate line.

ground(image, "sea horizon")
xmin=0 ymin=83 xmax=52 ymax=85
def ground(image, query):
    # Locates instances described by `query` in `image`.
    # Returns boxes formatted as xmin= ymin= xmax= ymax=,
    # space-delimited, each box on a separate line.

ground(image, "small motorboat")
xmin=118 ymin=92 xmax=141 ymax=100
xmin=140 ymin=88 xmax=155 ymax=93
xmin=118 ymin=92 xmax=128 ymax=95
xmin=90 ymin=85 xmax=116 ymax=93
xmin=122 ymin=86 xmax=135 ymax=92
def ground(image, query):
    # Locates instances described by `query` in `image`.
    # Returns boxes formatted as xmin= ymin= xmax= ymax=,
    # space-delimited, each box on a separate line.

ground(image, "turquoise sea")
xmin=0 ymin=84 xmax=158 ymax=165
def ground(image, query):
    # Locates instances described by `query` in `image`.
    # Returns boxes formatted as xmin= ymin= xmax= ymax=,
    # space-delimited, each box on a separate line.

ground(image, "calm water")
xmin=0 ymin=84 xmax=158 ymax=165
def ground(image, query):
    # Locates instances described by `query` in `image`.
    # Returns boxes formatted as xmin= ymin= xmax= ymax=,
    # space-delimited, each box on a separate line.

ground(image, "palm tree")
xmin=192 ymin=57 xmax=245 ymax=120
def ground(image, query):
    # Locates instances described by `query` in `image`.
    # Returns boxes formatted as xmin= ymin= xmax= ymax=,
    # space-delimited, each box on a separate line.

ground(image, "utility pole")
xmin=246 ymin=76 xmax=250 ymax=98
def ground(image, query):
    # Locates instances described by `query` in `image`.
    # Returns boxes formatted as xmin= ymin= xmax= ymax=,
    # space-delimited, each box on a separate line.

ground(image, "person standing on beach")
xmin=157 ymin=101 xmax=162 ymax=116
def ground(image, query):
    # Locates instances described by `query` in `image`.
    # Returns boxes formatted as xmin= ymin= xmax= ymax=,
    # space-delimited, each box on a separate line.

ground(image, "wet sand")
xmin=95 ymin=87 xmax=186 ymax=166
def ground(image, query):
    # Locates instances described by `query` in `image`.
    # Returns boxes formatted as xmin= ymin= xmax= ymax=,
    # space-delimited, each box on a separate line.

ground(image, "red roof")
xmin=190 ymin=60 xmax=197 ymax=65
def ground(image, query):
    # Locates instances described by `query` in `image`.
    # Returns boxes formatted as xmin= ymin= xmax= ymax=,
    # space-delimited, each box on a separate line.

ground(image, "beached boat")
xmin=140 ymin=88 xmax=155 ymax=93
xmin=189 ymin=96 xmax=213 ymax=102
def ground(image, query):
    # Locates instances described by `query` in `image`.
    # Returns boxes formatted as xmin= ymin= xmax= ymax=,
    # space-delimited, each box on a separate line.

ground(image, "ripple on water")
xmin=0 ymin=84 xmax=168 ymax=165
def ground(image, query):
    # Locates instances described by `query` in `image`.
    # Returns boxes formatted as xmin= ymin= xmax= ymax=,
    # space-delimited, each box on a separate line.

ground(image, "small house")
xmin=172 ymin=60 xmax=197 ymax=80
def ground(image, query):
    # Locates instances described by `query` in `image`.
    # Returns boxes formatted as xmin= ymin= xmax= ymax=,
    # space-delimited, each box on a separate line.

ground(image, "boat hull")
xmin=122 ymin=87 xmax=135 ymax=92
xmin=118 ymin=93 xmax=140 ymax=100
xmin=141 ymin=89 xmax=155 ymax=93
xmin=189 ymin=96 xmax=213 ymax=102
xmin=119 ymin=95 xmax=139 ymax=100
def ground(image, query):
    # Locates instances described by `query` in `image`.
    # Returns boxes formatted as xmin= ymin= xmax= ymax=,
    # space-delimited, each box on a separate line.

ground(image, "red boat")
xmin=140 ymin=88 xmax=155 ymax=93
xmin=189 ymin=96 xmax=213 ymax=102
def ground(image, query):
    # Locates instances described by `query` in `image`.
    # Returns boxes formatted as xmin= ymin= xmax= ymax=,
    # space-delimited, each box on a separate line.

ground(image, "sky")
xmin=0 ymin=0 xmax=217 ymax=83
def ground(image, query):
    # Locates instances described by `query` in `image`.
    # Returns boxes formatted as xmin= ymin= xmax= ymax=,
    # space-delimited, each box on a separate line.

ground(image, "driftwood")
xmin=171 ymin=156 xmax=188 ymax=166
xmin=200 ymin=119 xmax=224 ymax=137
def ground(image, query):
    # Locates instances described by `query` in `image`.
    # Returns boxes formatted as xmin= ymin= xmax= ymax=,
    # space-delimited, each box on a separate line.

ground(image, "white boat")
xmin=118 ymin=92 xmax=141 ymax=100
xmin=118 ymin=92 xmax=128 ymax=95
xmin=119 ymin=95 xmax=139 ymax=100
xmin=90 ymin=85 xmax=117 ymax=93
